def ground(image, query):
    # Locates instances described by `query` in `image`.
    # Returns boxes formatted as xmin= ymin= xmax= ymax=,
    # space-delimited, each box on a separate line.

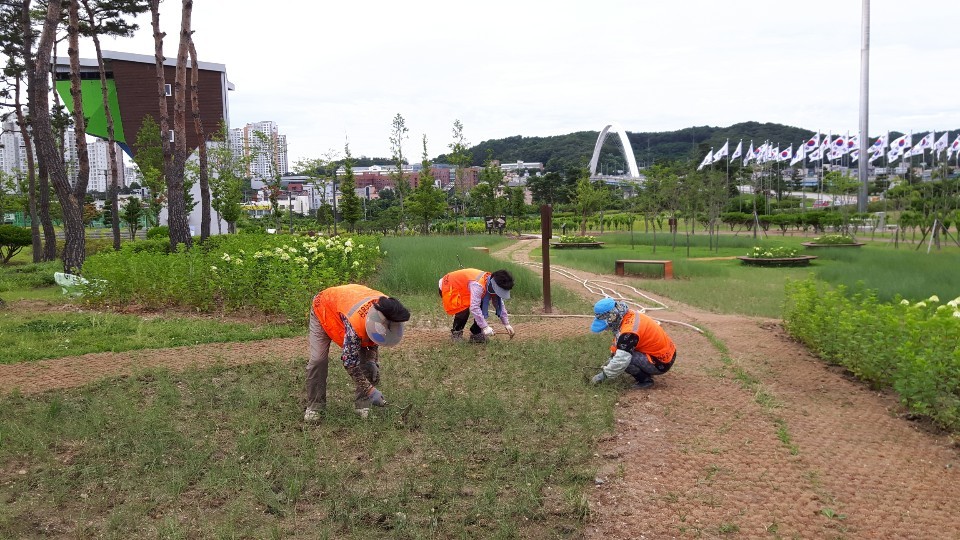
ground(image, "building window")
xmin=169 ymin=130 xmax=175 ymax=142
xmin=164 ymin=83 xmax=172 ymax=96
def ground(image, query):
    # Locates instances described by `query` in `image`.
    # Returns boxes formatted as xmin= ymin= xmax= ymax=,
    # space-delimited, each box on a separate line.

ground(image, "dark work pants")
xmin=624 ymin=351 xmax=675 ymax=383
xmin=451 ymin=308 xmax=481 ymax=335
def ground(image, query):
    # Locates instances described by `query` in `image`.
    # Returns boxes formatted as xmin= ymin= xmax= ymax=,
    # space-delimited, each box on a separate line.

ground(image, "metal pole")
xmin=288 ymin=191 xmax=293 ymax=234
xmin=540 ymin=204 xmax=552 ymax=314
xmin=858 ymin=0 xmax=870 ymax=212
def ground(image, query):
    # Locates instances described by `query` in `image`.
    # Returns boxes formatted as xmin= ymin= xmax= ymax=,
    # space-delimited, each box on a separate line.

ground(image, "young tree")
xmin=338 ymin=142 xmax=363 ymax=232
xmin=207 ymin=123 xmax=247 ymax=234
xmin=571 ymin=174 xmax=608 ymax=236
xmin=507 ymin=186 xmax=527 ymax=235
xmin=133 ymin=116 xmax=166 ymax=226
xmin=0 ymin=225 xmax=31 ymax=264
xmin=448 ymin=119 xmax=470 ymax=234
xmin=406 ymin=135 xmax=446 ymax=234
xmin=388 ymin=113 xmax=409 ymax=228
xmin=121 ymin=196 xmax=143 ymax=239
xmin=251 ymin=129 xmax=285 ymax=228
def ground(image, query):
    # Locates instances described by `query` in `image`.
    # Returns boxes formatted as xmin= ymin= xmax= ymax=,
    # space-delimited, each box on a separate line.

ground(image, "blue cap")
xmin=590 ymin=318 xmax=609 ymax=333
xmin=590 ymin=298 xmax=617 ymax=333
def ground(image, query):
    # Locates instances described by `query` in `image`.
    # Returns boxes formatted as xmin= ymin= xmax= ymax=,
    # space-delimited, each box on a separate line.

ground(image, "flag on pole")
xmin=778 ymin=146 xmax=792 ymax=162
xmin=845 ymin=135 xmax=859 ymax=153
xmin=713 ymin=140 xmax=729 ymax=162
xmin=869 ymin=149 xmax=884 ymax=163
xmin=743 ymin=142 xmax=756 ymax=166
xmin=697 ymin=149 xmax=714 ymax=171
xmin=887 ymin=148 xmax=901 ymax=164
xmin=832 ymin=135 xmax=847 ymax=154
xmin=889 ymin=133 xmax=911 ymax=152
xmin=909 ymin=132 xmax=934 ymax=155
xmin=827 ymin=149 xmax=844 ymax=161
xmin=790 ymin=144 xmax=805 ymax=165
xmin=808 ymin=144 xmax=824 ymax=162
xmin=933 ymin=132 xmax=949 ymax=154
xmin=803 ymin=133 xmax=820 ymax=153
xmin=850 ymin=149 xmax=860 ymax=162
xmin=731 ymin=140 xmax=743 ymax=160
xmin=868 ymin=133 xmax=888 ymax=154
xmin=948 ymin=135 xmax=960 ymax=157
xmin=755 ymin=143 xmax=769 ymax=164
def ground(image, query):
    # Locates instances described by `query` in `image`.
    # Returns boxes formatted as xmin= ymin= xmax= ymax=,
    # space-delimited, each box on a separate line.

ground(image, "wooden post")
xmin=540 ymin=204 xmax=552 ymax=314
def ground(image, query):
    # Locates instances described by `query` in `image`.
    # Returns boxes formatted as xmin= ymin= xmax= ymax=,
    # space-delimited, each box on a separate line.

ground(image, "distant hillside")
xmin=435 ymin=122 xmax=817 ymax=172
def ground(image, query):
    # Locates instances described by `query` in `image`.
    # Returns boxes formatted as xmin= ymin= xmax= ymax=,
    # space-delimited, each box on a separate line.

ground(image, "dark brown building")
xmin=54 ymin=50 xmax=233 ymax=159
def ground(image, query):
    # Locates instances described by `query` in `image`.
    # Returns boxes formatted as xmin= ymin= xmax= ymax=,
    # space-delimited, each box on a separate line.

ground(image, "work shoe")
xmin=468 ymin=332 xmax=487 ymax=344
xmin=631 ymin=378 xmax=655 ymax=390
xmin=303 ymin=408 xmax=322 ymax=422
xmin=450 ymin=330 xmax=464 ymax=343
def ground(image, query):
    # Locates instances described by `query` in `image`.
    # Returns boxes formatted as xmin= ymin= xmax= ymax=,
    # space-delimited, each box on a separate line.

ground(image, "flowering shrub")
xmin=746 ymin=246 xmax=799 ymax=259
xmin=811 ymin=234 xmax=856 ymax=244
xmin=785 ymin=279 xmax=960 ymax=429
xmin=81 ymin=234 xmax=382 ymax=320
xmin=557 ymin=235 xmax=598 ymax=243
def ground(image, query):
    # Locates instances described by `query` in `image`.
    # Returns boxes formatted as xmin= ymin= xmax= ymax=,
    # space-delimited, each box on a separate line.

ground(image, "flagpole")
xmin=857 ymin=0 xmax=870 ymax=212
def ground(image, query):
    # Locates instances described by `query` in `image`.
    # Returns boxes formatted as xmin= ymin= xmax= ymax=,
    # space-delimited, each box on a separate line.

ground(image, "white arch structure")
xmin=588 ymin=122 xmax=641 ymax=178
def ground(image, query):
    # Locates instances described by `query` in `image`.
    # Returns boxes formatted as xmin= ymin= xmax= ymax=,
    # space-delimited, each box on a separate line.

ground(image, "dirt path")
xmin=496 ymin=239 xmax=959 ymax=539
xmin=2 ymin=240 xmax=958 ymax=538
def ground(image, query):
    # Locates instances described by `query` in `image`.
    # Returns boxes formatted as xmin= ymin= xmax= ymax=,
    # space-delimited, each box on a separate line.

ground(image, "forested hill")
xmin=434 ymin=122 xmax=816 ymax=172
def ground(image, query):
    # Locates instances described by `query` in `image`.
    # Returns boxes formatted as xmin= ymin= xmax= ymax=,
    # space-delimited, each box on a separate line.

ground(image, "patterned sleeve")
xmin=340 ymin=314 xmax=373 ymax=396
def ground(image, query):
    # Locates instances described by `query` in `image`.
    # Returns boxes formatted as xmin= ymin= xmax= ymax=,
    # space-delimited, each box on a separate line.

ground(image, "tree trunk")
xmin=60 ymin=0 xmax=90 ymax=272
xmin=162 ymin=0 xmax=193 ymax=249
xmin=14 ymin=74 xmax=42 ymax=261
xmin=189 ymin=37 xmax=210 ymax=241
xmin=31 ymin=0 xmax=87 ymax=272
xmin=37 ymin=161 xmax=57 ymax=261
xmin=82 ymin=0 xmax=123 ymax=251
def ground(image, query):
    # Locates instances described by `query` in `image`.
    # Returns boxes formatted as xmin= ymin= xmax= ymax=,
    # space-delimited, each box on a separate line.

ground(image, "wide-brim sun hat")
xmin=365 ymin=308 xmax=404 ymax=346
xmin=590 ymin=298 xmax=617 ymax=333
xmin=489 ymin=277 xmax=511 ymax=300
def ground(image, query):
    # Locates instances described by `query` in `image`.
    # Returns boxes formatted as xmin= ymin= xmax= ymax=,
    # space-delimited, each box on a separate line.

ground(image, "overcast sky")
xmin=88 ymin=0 xmax=959 ymax=166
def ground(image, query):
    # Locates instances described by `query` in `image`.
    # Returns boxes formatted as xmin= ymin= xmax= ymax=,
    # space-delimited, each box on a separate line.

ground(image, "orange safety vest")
xmin=610 ymin=310 xmax=677 ymax=363
xmin=440 ymin=268 xmax=490 ymax=315
xmin=312 ymin=284 xmax=382 ymax=347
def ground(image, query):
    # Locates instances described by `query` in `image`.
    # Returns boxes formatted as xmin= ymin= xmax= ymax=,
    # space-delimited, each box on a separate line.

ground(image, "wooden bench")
xmin=615 ymin=259 xmax=673 ymax=279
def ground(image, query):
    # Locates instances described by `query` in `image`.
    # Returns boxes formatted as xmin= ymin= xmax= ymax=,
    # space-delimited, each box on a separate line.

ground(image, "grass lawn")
xmin=0 ymin=333 xmax=617 ymax=539
xmin=536 ymin=231 xmax=960 ymax=318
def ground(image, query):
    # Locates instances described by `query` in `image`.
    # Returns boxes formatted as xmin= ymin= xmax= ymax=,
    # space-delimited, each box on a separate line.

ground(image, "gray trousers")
xmin=306 ymin=310 xmax=379 ymax=410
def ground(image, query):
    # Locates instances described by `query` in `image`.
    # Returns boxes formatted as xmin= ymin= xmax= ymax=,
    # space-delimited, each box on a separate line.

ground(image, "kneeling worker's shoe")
xmin=631 ymin=378 xmax=654 ymax=390
xmin=468 ymin=333 xmax=487 ymax=344
xmin=450 ymin=330 xmax=464 ymax=342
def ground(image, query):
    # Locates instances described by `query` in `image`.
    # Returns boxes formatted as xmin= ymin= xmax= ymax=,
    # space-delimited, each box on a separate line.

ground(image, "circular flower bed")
xmin=738 ymin=246 xmax=817 ymax=267
xmin=551 ymin=234 xmax=604 ymax=248
xmin=802 ymin=234 xmax=864 ymax=248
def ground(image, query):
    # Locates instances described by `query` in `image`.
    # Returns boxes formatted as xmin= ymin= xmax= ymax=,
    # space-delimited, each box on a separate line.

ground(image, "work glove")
xmin=482 ymin=326 xmax=495 ymax=337
xmin=590 ymin=372 xmax=607 ymax=385
xmin=369 ymin=388 xmax=387 ymax=407
xmin=504 ymin=325 xmax=515 ymax=337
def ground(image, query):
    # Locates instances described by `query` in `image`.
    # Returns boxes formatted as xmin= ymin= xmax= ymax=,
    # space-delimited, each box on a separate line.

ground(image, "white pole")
xmin=858 ymin=0 xmax=870 ymax=212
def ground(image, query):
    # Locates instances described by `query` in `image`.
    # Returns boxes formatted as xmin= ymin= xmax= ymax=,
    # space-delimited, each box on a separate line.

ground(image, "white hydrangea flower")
xmin=914 ymin=301 xmax=926 ymax=308
xmin=928 ymin=295 xmax=939 ymax=303
xmin=947 ymin=297 xmax=960 ymax=308
xmin=210 ymin=265 xmax=218 ymax=271
xmin=900 ymin=299 xmax=910 ymax=305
